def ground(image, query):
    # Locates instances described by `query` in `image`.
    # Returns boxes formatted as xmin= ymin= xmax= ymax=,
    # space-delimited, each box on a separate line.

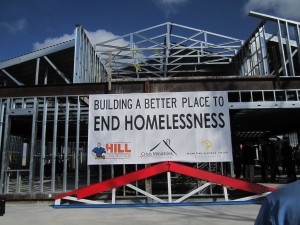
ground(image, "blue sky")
xmin=1 ymin=0 xmax=300 ymax=62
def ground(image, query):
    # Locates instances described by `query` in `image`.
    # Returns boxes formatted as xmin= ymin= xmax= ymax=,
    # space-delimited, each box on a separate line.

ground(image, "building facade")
xmin=1 ymin=12 xmax=300 ymax=199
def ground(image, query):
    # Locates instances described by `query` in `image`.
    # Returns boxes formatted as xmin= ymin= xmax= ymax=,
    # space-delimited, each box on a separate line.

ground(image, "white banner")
xmin=88 ymin=91 xmax=232 ymax=165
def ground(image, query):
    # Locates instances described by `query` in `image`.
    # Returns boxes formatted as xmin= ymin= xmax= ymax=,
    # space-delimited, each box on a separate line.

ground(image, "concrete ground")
xmin=0 ymin=202 xmax=261 ymax=225
xmin=0 ymin=176 xmax=294 ymax=224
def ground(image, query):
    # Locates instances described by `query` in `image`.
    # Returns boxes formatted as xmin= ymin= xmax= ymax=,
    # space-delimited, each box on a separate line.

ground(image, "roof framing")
xmin=1 ymin=11 xmax=300 ymax=86
xmin=232 ymin=11 xmax=300 ymax=77
xmin=94 ymin=22 xmax=244 ymax=78
xmin=0 ymin=40 xmax=75 ymax=70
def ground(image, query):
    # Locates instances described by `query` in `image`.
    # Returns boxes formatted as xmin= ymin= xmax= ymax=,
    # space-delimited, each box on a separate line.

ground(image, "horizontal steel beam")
xmin=0 ymin=76 xmax=300 ymax=98
xmin=249 ymin=11 xmax=300 ymax=25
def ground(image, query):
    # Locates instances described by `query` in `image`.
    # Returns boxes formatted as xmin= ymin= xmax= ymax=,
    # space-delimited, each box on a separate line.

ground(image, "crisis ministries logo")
xmin=92 ymin=142 xmax=132 ymax=160
xmin=140 ymin=139 xmax=177 ymax=159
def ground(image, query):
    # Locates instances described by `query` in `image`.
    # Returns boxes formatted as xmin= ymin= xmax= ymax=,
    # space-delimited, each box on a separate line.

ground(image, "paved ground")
xmin=0 ymin=178 xmax=293 ymax=224
xmin=0 ymin=202 xmax=261 ymax=225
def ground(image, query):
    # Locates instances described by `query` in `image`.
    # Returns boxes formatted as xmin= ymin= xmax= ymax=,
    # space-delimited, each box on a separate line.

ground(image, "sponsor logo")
xmin=140 ymin=139 xmax=177 ymax=158
xmin=92 ymin=142 xmax=132 ymax=160
xmin=92 ymin=142 xmax=106 ymax=159
xmin=105 ymin=142 xmax=132 ymax=159
xmin=202 ymin=139 xmax=212 ymax=150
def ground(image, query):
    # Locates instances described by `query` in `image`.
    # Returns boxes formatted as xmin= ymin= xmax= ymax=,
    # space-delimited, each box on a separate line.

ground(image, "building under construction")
xmin=1 ymin=11 xmax=300 ymax=201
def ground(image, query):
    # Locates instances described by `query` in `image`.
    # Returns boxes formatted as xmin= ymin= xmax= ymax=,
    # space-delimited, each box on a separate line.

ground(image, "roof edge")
xmin=0 ymin=39 xmax=75 ymax=69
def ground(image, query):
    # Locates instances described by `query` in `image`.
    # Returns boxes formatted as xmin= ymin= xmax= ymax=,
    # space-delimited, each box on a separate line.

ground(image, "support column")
xmin=167 ymin=171 xmax=172 ymax=203
xmin=39 ymin=97 xmax=47 ymax=192
xmin=0 ymin=99 xmax=10 ymax=193
xmin=51 ymin=97 xmax=58 ymax=192
xmin=35 ymin=58 xmax=40 ymax=85
xmin=29 ymin=98 xmax=37 ymax=193
xmin=75 ymin=97 xmax=80 ymax=189
xmin=145 ymin=164 xmax=152 ymax=203
xmin=63 ymin=97 xmax=69 ymax=192
xmin=277 ymin=20 xmax=288 ymax=76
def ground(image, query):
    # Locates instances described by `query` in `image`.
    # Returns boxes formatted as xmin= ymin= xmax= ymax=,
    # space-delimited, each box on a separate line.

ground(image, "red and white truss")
xmin=54 ymin=162 xmax=275 ymax=207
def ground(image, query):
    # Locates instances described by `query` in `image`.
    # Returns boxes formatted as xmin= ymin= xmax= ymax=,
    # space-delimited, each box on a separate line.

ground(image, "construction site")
xmin=0 ymin=11 xmax=300 ymax=207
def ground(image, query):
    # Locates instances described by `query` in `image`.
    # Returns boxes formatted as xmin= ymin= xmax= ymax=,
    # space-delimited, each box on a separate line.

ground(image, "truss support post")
xmin=4 ymin=172 xmax=9 ymax=193
xmin=39 ymin=97 xmax=47 ymax=192
xmin=145 ymin=164 xmax=152 ymax=203
xmin=44 ymin=56 xmax=70 ymax=83
xmin=284 ymin=22 xmax=295 ymax=76
xmin=87 ymin=165 xmax=90 ymax=186
xmin=63 ymin=97 xmax=69 ymax=192
xmin=230 ymin=161 xmax=234 ymax=178
xmin=73 ymin=25 xmax=81 ymax=83
xmin=112 ymin=188 xmax=116 ymax=204
xmin=16 ymin=171 xmax=21 ymax=193
xmin=259 ymin=26 xmax=270 ymax=75
xmin=0 ymin=99 xmax=11 ymax=193
xmin=108 ymin=51 xmax=112 ymax=91
xmin=167 ymin=171 xmax=172 ymax=203
xmin=29 ymin=98 xmax=37 ymax=193
xmin=1 ymin=69 xmax=24 ymax=86
xmin=223 ymin=186 xmax=229 ymax=201
xmin=277 ymin=20 xmax=288 ymax=76
xmin=55 ymin=198 xmax=61 ymax=206
xmin=51 ymin=97 xmax=58 ymax=192
xmin=295 ymin=25 xmax=300 ymax=66
xmin=35 ymin=58 xmax=40 ymax=85
xmin=75 ymin=96 xmax=80 ymax=189
xmin=99 ymin=165 xmax=102 ymax=182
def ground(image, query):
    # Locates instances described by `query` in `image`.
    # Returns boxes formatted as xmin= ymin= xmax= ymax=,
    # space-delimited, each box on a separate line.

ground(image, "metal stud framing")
xmin=95 ymin=22 xmax=243 ymax=78
xmin=73 ymin=26 xmax=107 ymax=83
xmin=1 ymin=12 xmax=300 ymax=198
xmin=0 ymin=89 xmax=298 ymax=196
xmin=248 ymin=11 xmax=300 ymax=77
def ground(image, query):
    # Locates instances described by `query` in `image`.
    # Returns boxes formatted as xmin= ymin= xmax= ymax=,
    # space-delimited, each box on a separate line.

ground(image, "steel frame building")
xmin=1 ymin=12 xmax=300 ymax=200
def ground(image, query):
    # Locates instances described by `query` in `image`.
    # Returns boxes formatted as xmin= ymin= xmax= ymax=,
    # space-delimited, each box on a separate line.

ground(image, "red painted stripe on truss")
xmin=55 ymin=162 xmax=170 ymax=200
xmin=168 ymin=162 xmax=275 ymax=194
xmin=55 ymin=161 xmax=275 ymax=200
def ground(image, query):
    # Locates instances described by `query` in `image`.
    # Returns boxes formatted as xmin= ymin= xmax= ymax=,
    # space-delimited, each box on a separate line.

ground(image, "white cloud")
xmin=32 ymin=28 xmax=146 ymax=69
xmin=154 ymin=0 xmax=190 ymax=17
xmin=0 ymin=19 xmax=27 ymax=33
xmin=244 ymin=0 xmax=300 ymax=20
xmin=33 ymin=29 xmax=129 ymax=51
xmin=33 ymin=33 xmax=75 ymax=51
xmin=86 ymin=29 xmax=129 ymax=50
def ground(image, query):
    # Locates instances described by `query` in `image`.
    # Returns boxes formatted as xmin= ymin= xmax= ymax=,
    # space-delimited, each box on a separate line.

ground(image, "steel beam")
xmin=1 ymin=69 xmax=24 ymax=85
xmin=0 ymin=40 xmax=75 ymax=70
xmin=35 ymin=58 xmax=40 ymax=85
xmin=249 ymin=11 xmax=300 ymax=26
xmin=63 ymin=97 xmax=69 ymax=192
xmin=75 ymin=97 xmax=80 ymax=189
xmin=29 ymin=98 xmax=37 ymax=192
xmin=44 ymin=56 xmax=71 ymax=84
xmin=284 ymin=22 xmax=295 ymax=76
xmin=0 ymin=99 xmax=10 ymax=192
xmin=1 ymin=76 xmax=298 ymax=98
xmin=51 ymin=97 xmax=58 ymax=192
xmin=39 ymin=98 xmax=47 ymax=192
